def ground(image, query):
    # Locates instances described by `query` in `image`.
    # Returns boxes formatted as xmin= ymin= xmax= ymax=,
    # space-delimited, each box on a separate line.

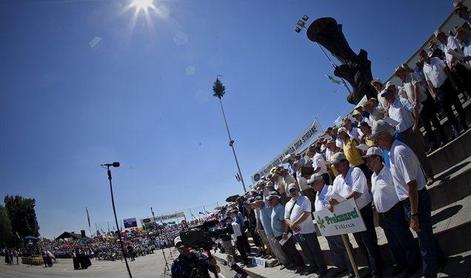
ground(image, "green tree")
xmin=0 ymin=205 xmax=13 ymax=247
xmin=4 ymin=195 xmax=40 ymax=239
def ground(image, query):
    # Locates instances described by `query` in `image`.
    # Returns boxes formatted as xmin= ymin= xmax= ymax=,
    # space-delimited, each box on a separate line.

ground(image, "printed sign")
xmin=123 ymin=218 xmax=138 ymax=229
xmin=252 ymin=120 xmax=321 ymax=182
xmin=314 ymin=199 xmax=366 ymax=237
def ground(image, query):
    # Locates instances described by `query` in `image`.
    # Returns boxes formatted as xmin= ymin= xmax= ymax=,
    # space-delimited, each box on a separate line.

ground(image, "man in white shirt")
xmin=364 ymin=147 xmax=420 ymax=276
xmin=371 ymin=120 xmax=445 ymax=278
xmin=308 ymin=174 xmax=353 ymax=277
xmin=419 ymin=49 xmax=469 ymax=135
xmin=329 ymin=152 xmax=383 ymax=278
xmin=438 ymin=30 xmax=471 ymax=100
xmin=380 ymin=82 xmax=432 ymax=179
xmin=229 ymin=210 xmax=249 ymax=265
xmin=285 ymin=183 xmax=327 ymax=277
xmin=312 ymin=144 xmax=331 ymax=185
xmin=395 ymin=64 xmax=446 ymax=152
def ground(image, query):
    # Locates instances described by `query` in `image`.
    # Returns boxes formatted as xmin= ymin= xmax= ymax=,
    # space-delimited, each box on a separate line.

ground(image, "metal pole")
xmin=218 ymin=98 xmax=247 ymax=192
xmin=107 ymin=167 xmax=133 ymax=278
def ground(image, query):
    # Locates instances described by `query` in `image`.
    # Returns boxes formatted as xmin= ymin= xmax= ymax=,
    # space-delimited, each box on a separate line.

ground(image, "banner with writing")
xmin=252 ymin=120 xmax=321 ymax=182
xmin=314 ymin=199 xmax=366 ymax=237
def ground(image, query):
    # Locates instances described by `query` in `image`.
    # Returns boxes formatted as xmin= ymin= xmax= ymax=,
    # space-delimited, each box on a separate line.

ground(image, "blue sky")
xmin=0 ymin=0 xmax=452 ymax=238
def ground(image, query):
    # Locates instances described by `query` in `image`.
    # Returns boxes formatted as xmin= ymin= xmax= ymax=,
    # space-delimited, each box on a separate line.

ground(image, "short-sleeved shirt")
xmin=313 ymin=152 xmax=328 ymax=175
xmin=271 ymin=203 xmax=286 ymax=237
xmin=332 ymin=167 xmax=372 ymax=210
xmin=388 ymin=140 xmax=426 ymax=201
xmin=314 ymin=184 xmax=333 ymax=212
xmin=343 ymin=139 xmax=365 ymax=167
xmin=296 ymin=172 xmax=310 ymax=191
xmin=231 ymin=221 xmax=242 ymax=241
xmin=423 ymin=57 xmax=448 ymax=88
xmin=259 ymin=205 xmax=273 ymax=236
xmin=446 ymin=36 xmax=463 ymax=67
xmin=284 ymin=196 xmax=315 ymax=234
xmin=371 ymin=165 xmax=400 ymax=213
xmin=388 ymin=96 xmax=415 ymax=133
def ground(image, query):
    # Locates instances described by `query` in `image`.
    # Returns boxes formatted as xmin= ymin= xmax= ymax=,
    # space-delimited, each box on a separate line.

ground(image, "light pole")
xmin=212 ymin=77 xmax=247 ymax=192
xmin=101 ymin=162 xmax=133 ymax=278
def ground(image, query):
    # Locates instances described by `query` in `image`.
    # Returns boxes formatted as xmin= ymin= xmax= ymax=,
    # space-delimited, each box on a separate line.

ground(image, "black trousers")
xmin=436 ymin=78 xmax=468 ymax=131
xmin=420 ymin=95 xmax=446 ymax=144
xmin=235 ymin=236 xmax=249 ymax=263
xmin=353 ymin=204 xmax=383 ymax=277
xmin=275 ymin=235 xmax=304 ymax=267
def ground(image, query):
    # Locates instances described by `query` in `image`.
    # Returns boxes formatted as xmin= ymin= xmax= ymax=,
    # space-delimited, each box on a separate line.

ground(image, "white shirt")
xmin=348 ymin=127 xmax=361 ymax=142
xmin=314 ymin=184 xmax=333 ymax=212
xmin=332 ymin=167 xmax=372 ymax=210
xmin=296 ymin=171 xmax=310 ymax=191
xmin=371 ymin=165 xmax=400 ymax=213
xmin=312 ymin=152 xmax=328 ymax=175
xmin=388 ymin=140 xmax=426 ymax=201
xmin=325 ymin=148 xmax=334 ymax=163
xmin=284 ymin=196 xmax=315 ymax=234
xmin=388 ymin=96 xmax=415 ymax=133
xmin=422 ymin=57 xmax=448 ymax=88
xmin=231 ymin=221 xmax=242 ymax=240
xmin=446 ymin=36 xmax=463 ymax=68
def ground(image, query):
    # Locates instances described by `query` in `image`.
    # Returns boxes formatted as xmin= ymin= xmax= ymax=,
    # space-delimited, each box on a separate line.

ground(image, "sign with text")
xmin=252 ymin=120 xmax=321 ymax=182
xmin=123 ymin=218 xmax=138 ymax=229
xmin=314 ymin=199 xmax=366 ymax=237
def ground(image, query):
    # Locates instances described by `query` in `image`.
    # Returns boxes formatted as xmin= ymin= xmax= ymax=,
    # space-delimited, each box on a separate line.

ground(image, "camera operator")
xmin=171 ymin=236 xmax=219 ymax=278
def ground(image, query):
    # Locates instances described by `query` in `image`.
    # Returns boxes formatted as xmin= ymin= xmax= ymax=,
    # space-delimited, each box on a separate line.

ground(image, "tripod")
xmin=161 ymin=246 xmax=171 ymax=277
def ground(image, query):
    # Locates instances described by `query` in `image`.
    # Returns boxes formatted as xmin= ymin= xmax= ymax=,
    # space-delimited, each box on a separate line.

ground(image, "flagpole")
xmin=86 ymin=208 xmax=92 ymax=237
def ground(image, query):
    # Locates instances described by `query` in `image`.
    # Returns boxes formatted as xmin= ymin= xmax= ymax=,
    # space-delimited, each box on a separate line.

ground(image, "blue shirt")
xmin=259 ymin=205 xmax=273 ymax=236
xmin=270 ymin=203 xmax=285 ymax=237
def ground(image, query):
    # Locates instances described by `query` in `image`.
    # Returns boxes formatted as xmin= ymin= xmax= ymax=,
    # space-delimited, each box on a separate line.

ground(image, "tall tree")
xmin=0 ymin=205 xmax=13 ymax=247
xmin=4 ymin=195 xmax=40 ymax=238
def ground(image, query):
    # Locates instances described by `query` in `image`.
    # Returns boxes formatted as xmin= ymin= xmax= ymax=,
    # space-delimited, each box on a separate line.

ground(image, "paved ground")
xmin=0 ymin=248 xmax=236 ymax=278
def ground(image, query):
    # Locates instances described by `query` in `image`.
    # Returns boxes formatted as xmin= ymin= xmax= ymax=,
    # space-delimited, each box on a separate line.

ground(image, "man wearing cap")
xmin=308 ymin=174 xmax=353 ymax=277
xmin=274 ymin=167 xmax=297 ymax=204
xmin=229 ymin=209 xmax=250 ymax=265
xmin=380 ymin=81 xmax=433 ymax=180
xmin=171 ymin=236 xmax=219 ymax=278
xmin=395 ymin=64 xmax=446 ymax=152
xmin=337 ymin=127 xmax=372 ymax=180
xmin=419 ymin=49 xmax=469 ymax=136
xmin=254 ymin=196 xmax=290 ymax=268
xmin=371 ymin=120 xmax=444 ymax=278
xmin=329 ymin=152 xmax=383 ymax=278
xmin=364 ymin=147 xmax=420 ymax=276
xmin=268 ymin=191 xmax=305 ymax=273
xmin=285 ymin=183 xmax=327 ymax=276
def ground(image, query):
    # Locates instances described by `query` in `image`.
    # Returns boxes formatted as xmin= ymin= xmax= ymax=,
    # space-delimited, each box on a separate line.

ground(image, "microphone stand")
xmin=105 ymin=165 xmax=133 ymax=278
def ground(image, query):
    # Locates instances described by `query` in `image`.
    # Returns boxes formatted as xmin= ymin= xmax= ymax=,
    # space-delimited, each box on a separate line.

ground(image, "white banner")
xmin=252 ymin=120 xmax=321 ymax=182
xmin=314 ymin=199 xmax=366 ymax=237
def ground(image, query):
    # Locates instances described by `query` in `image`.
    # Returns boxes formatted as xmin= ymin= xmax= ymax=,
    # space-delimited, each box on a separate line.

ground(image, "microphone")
xmin=101 ymin=162 xmax=120 ymax=167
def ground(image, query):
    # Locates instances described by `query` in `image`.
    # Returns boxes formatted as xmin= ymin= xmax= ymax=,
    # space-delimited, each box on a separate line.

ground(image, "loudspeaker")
xmin=81 ymin=230 xmax=86 ymax=238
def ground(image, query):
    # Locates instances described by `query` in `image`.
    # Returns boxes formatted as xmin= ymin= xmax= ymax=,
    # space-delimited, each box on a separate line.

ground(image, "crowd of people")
xmin=202 ymin=2 xmax=471 ymax=278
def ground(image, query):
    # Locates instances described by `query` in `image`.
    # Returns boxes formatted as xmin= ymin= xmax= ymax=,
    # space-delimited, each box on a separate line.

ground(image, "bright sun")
xmin=131 ymin=0 xmax=155 ymax=13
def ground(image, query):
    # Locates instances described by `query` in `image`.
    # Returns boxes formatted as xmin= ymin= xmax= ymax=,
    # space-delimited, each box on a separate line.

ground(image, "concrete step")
xmin=428 ymin=156 xmax=471 ymax=211
xmin=427 ymin=128 xmax=471 ymax=175
xmin=213 ymin=249 xmax=471 ymax=278
xmin=318 ymin=192 xmax=471 ymax=266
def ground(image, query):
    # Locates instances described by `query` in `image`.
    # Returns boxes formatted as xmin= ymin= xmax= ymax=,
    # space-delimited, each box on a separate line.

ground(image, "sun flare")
xmin=131 ymin=0 xmax=155 ymax=13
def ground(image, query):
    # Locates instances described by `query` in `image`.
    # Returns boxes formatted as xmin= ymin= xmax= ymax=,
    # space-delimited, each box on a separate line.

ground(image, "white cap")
xmin=174 ymin=236 xmax=182 ymax=246
xmin=363 ymin=146 xmax=383 ymax=158
xmin=307 ymin=174 xmax=323 ymax=185
xmin=287 ymin=183 xmax=299 ymax=192
xmin=369 ymin=120 xmax=396 ymax=140
xmin=330 ymin=152 xmax=347 ymax=164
